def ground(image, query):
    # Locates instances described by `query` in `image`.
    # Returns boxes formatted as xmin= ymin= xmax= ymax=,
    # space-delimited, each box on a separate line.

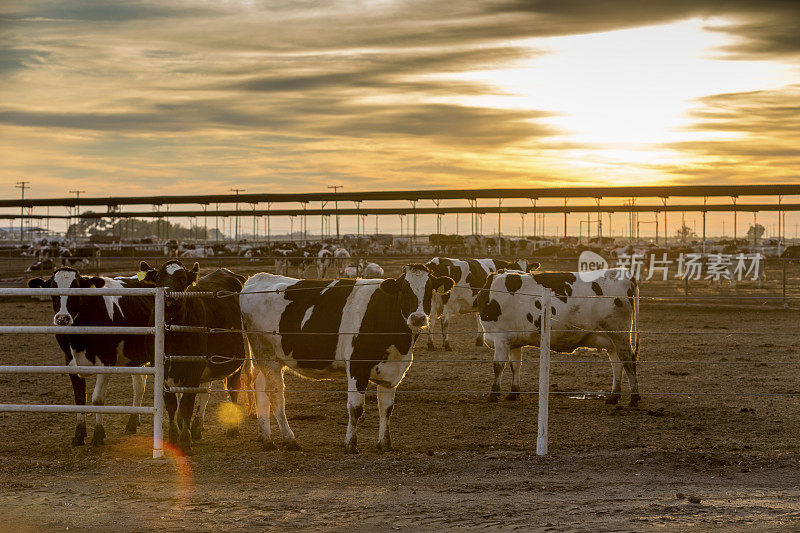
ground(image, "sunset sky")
xmin=2 ymin=1 xmax=800 ymax=236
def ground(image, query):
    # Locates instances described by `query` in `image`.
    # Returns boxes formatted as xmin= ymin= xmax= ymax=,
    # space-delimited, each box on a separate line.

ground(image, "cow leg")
xmin=441 ymin=308 xmax=453 ymax=352
xmin=474 ymin=314 xmax=484 ymax=347
xmin=344 ymin=375 xmax=366 ymax=454
xmin=584 ymin=334 xmax=623 ymax=405
xmin=191 ymin=390 xmax=210 ymax=441
xmin=617 ymin=340 xmax=641 ymax=407
xmin=506 ymin=347 xmax=522 ymax=401
xmin=623 ymin=359 xmax=640 ymax=407
xmin=90 ymin=374 xmax=110 ymax=445
xmin=489 ymin=343 xmax=509 ymax=402
xmin=177 ymin=392 xmax=196 ymax=454
xmin=427 ymin=296 xmax=441 ymax=350
xmin=425 ymin=315 xmax=437 ymax=351
xmin=125 ymin=374 xmax=147 ymax=435
xmin=223 ymin=373 xmax=243 ymax=437
xmin=69 ymin=374 xmax=87 ymax=446
xmin=164 ymin=391 xmax=180 ymax=445
xmin=265 ymin=366 xmax=299 ymax=450
xmin=254 ymin=370 xmax=275 ymax=450
xmin=376 ymin=384 xmax=396 ymax=452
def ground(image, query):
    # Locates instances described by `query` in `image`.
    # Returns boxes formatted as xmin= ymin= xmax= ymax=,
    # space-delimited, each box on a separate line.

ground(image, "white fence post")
xmin=153 ymin=287 xmax=166 ymax=459
xmin=537 ymin=288 xmax=552 ymax=456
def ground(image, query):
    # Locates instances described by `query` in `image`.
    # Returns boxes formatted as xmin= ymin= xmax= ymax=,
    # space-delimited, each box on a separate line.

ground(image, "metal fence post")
xmin=537 ymin=288 xmax=552 ymax=456
xmin=782 ymin=258 xmax=788 ymax=309
xmin=153 ymin=287 xmax=165 ymax=459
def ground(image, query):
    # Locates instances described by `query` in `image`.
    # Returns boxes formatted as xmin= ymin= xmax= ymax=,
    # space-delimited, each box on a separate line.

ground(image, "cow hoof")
xmin=605 ymin=395 xmax=620 ymax=405
xmin=443 ymin=342 xmax=453 ymax=352
xmin=91 ymin=425 xmax=106 ymax=446
xmin=488 ymin=392 xmax=500 ymax=403
xmin=377 ymin=441 xmax=393 ymax=453
xmin=426 ymin=341 xmax=436 ymax=351
xmin=474 ymin=338 xmax=484 ymax=347
xmin=284 ymin=440 xmax=302 ymax=451
xmin=124 ymin=415 xmax=139 ymax=435
xmin=72 ymin=425 xmax=87 ymax=446
xmin=226 ymin=427 xmax=241 ymax=438
xmin=261 ymin=439 xmax=277 ymax=451
xmin=629 ymin=394 xmax=641 ymax=407
xmin=168 ymin=425 xmax=180 ymax=445
xmin=190 ymin=419 xmax=203 ymax=441
xmin=505 ymin=393 xmax=519 ymax=401
xmin=344 ymin=445 xmax=359 ymax=454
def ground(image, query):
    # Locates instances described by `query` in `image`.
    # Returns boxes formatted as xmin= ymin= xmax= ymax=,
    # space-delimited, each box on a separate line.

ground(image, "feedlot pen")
xmin=0 ymin=266 xmax=799 ymax=530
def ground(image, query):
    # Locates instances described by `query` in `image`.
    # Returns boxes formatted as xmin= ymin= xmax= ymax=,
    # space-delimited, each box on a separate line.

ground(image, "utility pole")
xmin=16 ymin=181 xmax=29 ymax=244
xmin=230 ymin=188 xmax=245 ymax=241
xmin=328 ymin=185 xmax=343 ymax=239
xmin=69 ymin=189 xmax=85 ymax=240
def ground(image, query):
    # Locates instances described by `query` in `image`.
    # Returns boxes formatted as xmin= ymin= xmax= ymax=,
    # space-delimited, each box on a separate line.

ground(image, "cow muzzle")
xmin=408 ymin=312 xmax=428 ymax=328
xmin=54 ymin=314 xmax=73 ymax=326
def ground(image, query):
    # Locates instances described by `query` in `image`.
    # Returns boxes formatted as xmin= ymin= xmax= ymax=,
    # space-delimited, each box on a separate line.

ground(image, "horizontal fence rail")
xmin=0 ymin=286 xmax=166 ymax=459
xmin=0 ymin=326 xmax=154 ymax=335
xmin=0 ymin=405 xmax=154 ymax=414
xmin=0 ymin=366 xmax=155 ymax=375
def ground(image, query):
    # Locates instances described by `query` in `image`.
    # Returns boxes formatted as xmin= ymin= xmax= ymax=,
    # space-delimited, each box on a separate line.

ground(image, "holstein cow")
xmin=358 ymin=259 xmax=384 ymax=279
xmin=240 ymin=264 xmax=454 ymax=452
xmin=138 ymin=260 xmax=248 ymax=451
xmin=424 ymin=257 xmax=540 ymax=351
xmin=316 ymin=247 xmax=333 ymax=278
xmin=333 ymin=247 xmax=351 ymax=275
xmin=27 ymin=268 xmax=154 ymax=446
xmin=478 ymin=268 xmax=641 ymax=405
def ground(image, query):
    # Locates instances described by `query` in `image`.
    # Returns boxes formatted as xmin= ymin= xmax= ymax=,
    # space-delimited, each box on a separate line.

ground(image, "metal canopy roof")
xmin=1 ymin=184 xmax=799 ymax=209
xmin=2 ymin=202 xmax=798 ymax=220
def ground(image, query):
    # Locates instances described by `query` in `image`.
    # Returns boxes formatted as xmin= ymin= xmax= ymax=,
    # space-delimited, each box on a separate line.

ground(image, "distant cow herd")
xmin=26 ymin=253 xmax=641 ymax=454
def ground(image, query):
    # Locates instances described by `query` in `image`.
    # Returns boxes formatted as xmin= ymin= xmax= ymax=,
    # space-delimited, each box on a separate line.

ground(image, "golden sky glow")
xmin=1 ymin=1 xmax=800 ymax=198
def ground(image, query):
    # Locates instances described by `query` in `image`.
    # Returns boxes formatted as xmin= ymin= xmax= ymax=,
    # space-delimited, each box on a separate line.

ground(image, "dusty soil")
xmin=1 ymin=261 xmax=800 ymax=531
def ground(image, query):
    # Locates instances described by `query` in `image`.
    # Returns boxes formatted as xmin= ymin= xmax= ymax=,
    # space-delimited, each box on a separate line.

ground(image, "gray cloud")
xmin=0 ymin=48 xmax=50 ymax=75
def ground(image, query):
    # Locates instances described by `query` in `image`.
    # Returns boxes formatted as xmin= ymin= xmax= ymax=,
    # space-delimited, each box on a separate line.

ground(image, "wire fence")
xmin=4 ymin=262 xmax=799 ymax=456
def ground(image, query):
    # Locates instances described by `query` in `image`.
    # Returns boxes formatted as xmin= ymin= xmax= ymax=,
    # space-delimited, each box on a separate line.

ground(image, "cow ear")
xmin=27 ymin=278 xmax=47 ymax=288
xmin=528 ymin=262 xmax=541 ymax=272
xmin=140 ymin=260 xmax=153 ymax=272
xmin=434 ymin=276 xmax=455 ymax=294
xmin=188 ymin=262 xmax=200 ymax=284
xmin=379 ymin=278 xmax=401 ymax=295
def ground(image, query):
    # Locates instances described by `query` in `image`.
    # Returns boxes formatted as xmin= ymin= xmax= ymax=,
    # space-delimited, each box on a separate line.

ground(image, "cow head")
xmin=28 ymin=267 xmax=106 ymax=326
xmin=379 ymin=264 xmax=454 ymax=331
xmin=138 ymin=260 xmax=199 ymax=292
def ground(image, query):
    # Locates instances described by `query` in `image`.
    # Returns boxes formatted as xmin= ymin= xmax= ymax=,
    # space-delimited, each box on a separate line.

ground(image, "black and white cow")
xmin=477 ymin=268 xmax=641 ymax=405
xmin=424 ymin=257 xmax=540 ymax=351
xmin=138 ymin=260 xmax=248 ymax=452
xmin=316 ymin=247 xmax=333 ymax=278
xmin=240 ymin=264 xmax=454 ymax=453
xmin=27 ymin=268 xmax=155 ymax=446
xmin=358 ymin=259 xmax=384 ymax=279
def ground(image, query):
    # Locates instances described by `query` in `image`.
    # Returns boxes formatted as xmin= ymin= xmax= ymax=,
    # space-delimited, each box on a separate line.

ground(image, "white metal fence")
xmin=0 ymin=286 xmax=167 ymax=458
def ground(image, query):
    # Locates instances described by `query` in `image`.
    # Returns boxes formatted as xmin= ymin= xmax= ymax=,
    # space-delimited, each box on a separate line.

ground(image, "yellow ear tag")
xmin=437 ymin=286 xmax=447 ymax=294
xmin=90 ymin=283 xmax=96 ymax=288
xmin=137 ymin=271 xmax=147 ymax=281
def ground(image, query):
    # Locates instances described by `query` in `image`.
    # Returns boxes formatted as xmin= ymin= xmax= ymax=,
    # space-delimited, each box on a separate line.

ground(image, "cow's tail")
xmin=238 ymin=323 xmax=257 ymax=417
xmin=631 ymin=278 xmax=640 ymax=361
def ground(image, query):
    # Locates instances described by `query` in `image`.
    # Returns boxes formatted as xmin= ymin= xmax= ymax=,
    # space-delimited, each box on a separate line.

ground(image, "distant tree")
xmin=66 ymin=215 xmax=220 ymax=240
xmin=674 ymin=224 xmax=696 ymax=243
xmin=747 ymin=223 xmax=765 ymax=245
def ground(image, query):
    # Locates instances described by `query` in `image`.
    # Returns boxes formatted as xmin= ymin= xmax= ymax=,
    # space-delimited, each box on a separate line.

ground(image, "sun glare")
xmin=440 ymin=18 xmax=793 ymax=172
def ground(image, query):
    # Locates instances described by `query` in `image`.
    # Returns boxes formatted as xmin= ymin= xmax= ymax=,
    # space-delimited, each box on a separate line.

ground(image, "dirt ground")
xmin=1 ymin=263 xmax=800 ymax=531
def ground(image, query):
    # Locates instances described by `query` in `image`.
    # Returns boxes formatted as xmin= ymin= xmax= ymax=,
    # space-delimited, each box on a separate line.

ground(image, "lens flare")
xmin=217 ymin=401 xmax=244 ymax=429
